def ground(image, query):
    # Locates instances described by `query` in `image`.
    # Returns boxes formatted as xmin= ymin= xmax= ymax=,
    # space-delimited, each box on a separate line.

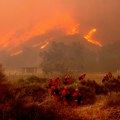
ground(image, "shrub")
xmin=66 ymin=80 xmax=108 ymax=104
xmin=25 ymin=85 xmax=47 ymax=102
xmin=26 ymin=76 xmax=47 ymax=83
xmin=107 ymin=110 xmax=120 ymax=120
xmin=104 ymin=92 xmax=120 ymax=107
xmin=104 ymin=78 xmax=120 ymax=92
xmin=4 ymin=101 xmax=80 ymax=120
xmin=78 ymin=84 xmax=96 ymax=104
xmin=14 ymin=84 xmax=48 ymax=103
xmin=80 ymin=80 xmax=108 ymax=95
xmin=0 ymin=83 xmax=14 ymax=103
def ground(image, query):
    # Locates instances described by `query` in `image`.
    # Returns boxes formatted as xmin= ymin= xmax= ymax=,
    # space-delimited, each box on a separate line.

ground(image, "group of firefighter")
xmin=48 ymin=72 xmax=114 ymax=107
xmin=48 ymin=74 xmax=86 ymax=107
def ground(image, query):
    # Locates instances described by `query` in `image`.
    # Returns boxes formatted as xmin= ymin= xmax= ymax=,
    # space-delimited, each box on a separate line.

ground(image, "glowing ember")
xmin=32 ymin=37 xmax=53 ymax=48
xmin=68 ymin=24 xmax=80 ymax=35
xmin=40 ymin=42 xmax=49 ymax=49
xmin=84 ymin=28 xmax=103 ymax=47
xmin=10 ymin=50 xmax=23 ymax=57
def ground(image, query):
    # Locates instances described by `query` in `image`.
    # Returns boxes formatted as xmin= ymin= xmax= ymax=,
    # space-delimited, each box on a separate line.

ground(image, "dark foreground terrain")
xmin=0 ymin=69 xmax=120 ymax=120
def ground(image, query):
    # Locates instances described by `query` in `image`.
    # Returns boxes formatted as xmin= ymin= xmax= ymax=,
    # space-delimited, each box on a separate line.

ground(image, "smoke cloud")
xmin=0 ymin=0 xmax=120 ymax=71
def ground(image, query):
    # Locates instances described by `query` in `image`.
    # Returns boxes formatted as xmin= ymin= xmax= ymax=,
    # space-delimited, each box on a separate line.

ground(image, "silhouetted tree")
xmin=39 ymin=41 xmax=97 ymax=74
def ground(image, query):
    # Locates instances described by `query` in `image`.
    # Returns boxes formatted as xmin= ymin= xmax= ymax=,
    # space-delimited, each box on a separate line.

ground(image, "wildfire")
xmin=0 ymin=14 xmax=77 ymax=52
xmin=67 ymin=24 xmax=80 ymax=35
xmin=0 ymin=14 xmax=103 ymax=53
xmin=84 ymin=28 xmax=103 ymax=47
xmin=32 ymin=37 xmax=53 ymax=49
xmin=10 ymin=50 xmax=23 ymax=57
xmin=40 ymin=42 xmax=49 ymax=49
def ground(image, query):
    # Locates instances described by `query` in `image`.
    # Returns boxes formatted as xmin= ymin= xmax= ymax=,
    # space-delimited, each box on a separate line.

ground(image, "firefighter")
xmin=72 ymin=88 xmax=82 ymax=107
xmin=48 ymin=79 xmax=54 ymax=88
xmin=107 ymin=72 xmax=113 ymax=79
xmin=63 ymin=75 xmax=68 ymax=85
xmin=61 ymin=86 xmax=69 ymax=106
xmin=48 ymin=79 xmax=54 ymax=95
xmin=50 ymin=85 xmax=55 ymax=96
xmin=102 ymin=72 xmax=113 ymax=83
xmin=53 ymin=85 xmax=61 ymax=102
xmin=54 ymin=77 xmax=61 ymax=85
xmin=102 ymin=75 xmax=109 ymax=83
xmin=78 ymin=73 xmax=86 ymax=81
xmin=67 ymin=75 xmax=72 ymax=84
xmin=63 ymin=75 xmax=72 ymax=85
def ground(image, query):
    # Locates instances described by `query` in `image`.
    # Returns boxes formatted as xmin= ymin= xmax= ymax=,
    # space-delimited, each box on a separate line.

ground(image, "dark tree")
xmin=0 ymin=64 xmax=6 ymax=82
xmin=40 ymin=41 xmax=85 ymax=74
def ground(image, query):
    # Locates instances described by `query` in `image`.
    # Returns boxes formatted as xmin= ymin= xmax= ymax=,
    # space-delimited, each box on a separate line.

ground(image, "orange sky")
xmin=0 ymin=0 xmax=120 ymax=52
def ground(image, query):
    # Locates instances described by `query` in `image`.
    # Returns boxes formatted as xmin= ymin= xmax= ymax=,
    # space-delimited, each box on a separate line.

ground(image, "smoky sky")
xmin=0 ymin=0 xmax=120 ymax=54
xmin=0 ymin=0 xmax=120 ymax=44
xmin=0 ymin=0 xmax=120 ymax=69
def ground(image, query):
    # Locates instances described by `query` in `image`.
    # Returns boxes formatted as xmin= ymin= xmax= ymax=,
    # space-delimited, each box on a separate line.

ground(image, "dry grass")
xmin=104 ymin=92 xmax=120 ymax=107
xmin=0 ymin=70 xmax=120 ymax=120
xmin=74 ymin=95 xmax=120 ymax=120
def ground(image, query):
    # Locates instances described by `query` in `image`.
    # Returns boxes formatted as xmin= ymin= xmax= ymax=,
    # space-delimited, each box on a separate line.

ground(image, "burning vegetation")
xmin=0 ymin=19 xmax=103 ymax=54
xmin=40 ymin=41 xmax=49 ymax=49
xmin=10 ymin=50 xmax=23 ymax=57
xmin=84 ymin=28 xmax=103 ymax=47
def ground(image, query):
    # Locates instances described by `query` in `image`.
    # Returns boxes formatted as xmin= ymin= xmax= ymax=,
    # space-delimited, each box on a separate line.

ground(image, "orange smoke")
xmin=10 ymin=50 xmax=23 ymax=57
xmin=40 ymin=42 xmax=49 ymax=49
xmin=0 ymin=31 xmax=15 ymax=51
xmin=84 ymin=28 xmax=103 ymax=47
xmin=0 ymin=13 xmax=77 ymax=52
xmin=0 ymin=13 xmax=103 ymax=52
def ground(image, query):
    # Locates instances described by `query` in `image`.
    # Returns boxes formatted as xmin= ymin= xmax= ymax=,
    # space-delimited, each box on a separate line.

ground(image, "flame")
xmin=10 ymin=50 xmax=23 ymax=57
xmin=40 ymin=42 xmax=49 ymax=49
xmin=0 ymin=12 xmax=103 ymax=52
xmin=84 ymin=28 xmax=103 ymax=47
xmin=67 ymin=24 xmax=80 ymax=35
xmin=32 ymin=37 xmax=53 ymax=48
xmin=0 ymin=14 xmax=77 ymax=52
